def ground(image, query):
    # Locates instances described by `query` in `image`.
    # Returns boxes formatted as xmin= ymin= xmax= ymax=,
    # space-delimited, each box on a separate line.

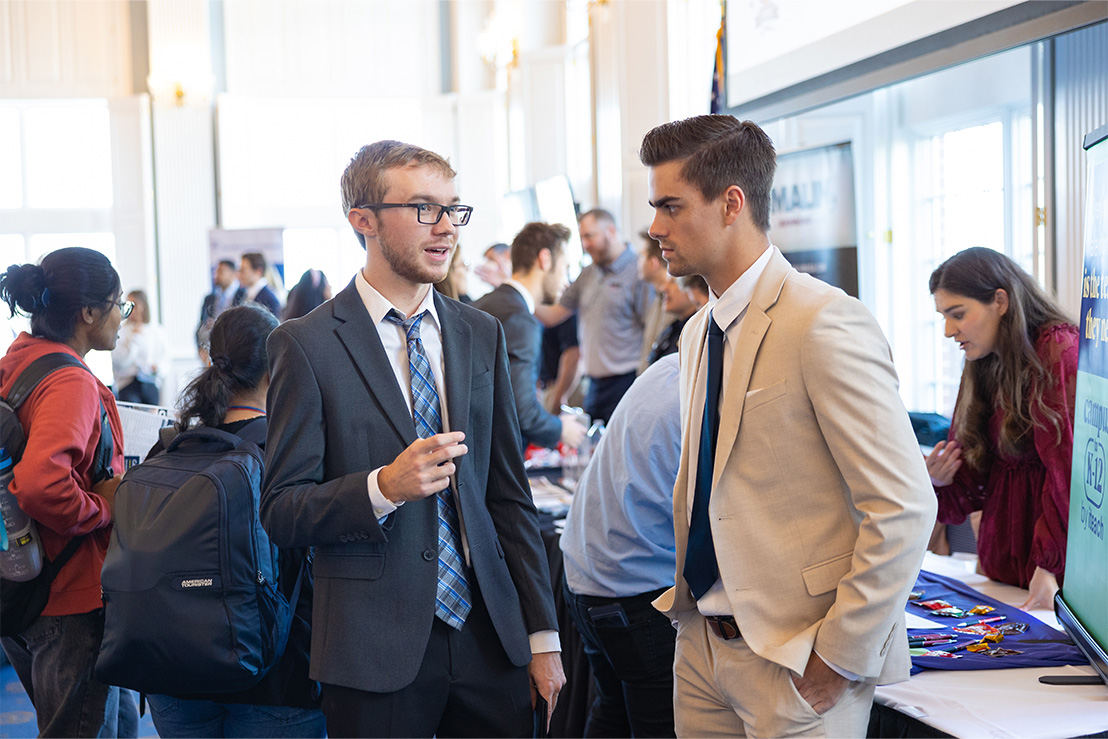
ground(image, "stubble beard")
xmin=378 ymin=223 xmax=453 ymax=286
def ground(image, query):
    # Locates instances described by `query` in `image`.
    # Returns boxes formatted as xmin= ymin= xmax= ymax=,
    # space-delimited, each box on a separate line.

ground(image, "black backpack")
xmin=0 ymin=353 xmax=114 ymax=637
xmin=96 ymin=419 xmax=300 ymax=694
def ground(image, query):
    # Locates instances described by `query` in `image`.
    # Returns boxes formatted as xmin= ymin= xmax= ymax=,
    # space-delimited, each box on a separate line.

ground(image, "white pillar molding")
xmin=146 ymin=0 xmax=216 ymax=391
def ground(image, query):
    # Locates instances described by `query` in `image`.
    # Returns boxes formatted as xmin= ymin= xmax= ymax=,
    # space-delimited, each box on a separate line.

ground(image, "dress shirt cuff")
xmin=815 ymin=649 xmax=862 ymax=682
xmin=367 ymin=468 xmax=401 ymax=521
xmin=529 ymin=630 xmax=561 ymax=654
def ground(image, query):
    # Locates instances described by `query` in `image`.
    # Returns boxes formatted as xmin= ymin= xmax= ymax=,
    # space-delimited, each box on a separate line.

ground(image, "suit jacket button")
xmin=422 ymin=549 xmax=436 ymax=561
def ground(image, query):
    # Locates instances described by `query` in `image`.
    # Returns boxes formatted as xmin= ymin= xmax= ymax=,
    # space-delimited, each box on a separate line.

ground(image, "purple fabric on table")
xmin=907 ymin=570 xmax=1088 ymax=673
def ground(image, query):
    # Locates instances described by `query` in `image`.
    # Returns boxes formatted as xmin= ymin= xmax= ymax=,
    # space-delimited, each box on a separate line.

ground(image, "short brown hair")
xmin=578 ymin=208 xmax=617 ymax=230
xmin=639 ymin=229 xmax=662 ymax=262
xmin=242 ymin=252 xmax=266 ymax=274
xmin=680 ymin=274 xmax=709 ymax=297
xmin=340 ymin=140 xmax=457 ymax=248
xmin=639 ymin=115 xmax=776 ymax=232
xmin=511 ymin=222 xmax=570 ymax=273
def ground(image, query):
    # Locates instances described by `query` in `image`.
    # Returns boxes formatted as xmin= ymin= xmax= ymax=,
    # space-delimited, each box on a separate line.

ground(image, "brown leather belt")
xmin=705 ymin=615 xmax=741 ymax=640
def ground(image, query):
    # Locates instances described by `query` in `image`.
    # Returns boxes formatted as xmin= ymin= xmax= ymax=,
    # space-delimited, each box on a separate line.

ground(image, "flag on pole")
xmin=710 ymin=1 xmax=726 ymax=114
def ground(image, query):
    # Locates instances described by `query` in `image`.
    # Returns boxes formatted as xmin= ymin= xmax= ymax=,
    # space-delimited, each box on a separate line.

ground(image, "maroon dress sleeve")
xmin=1030 ymin=323 xmax=1078 ymax=577
xmin=934 ymin=385 xmax=990 ymax=525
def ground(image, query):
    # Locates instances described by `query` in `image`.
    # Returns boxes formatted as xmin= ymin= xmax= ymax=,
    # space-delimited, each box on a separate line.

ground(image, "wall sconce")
xmin=477 ymin=10 xmax=520 ymax=71
xmin=147 ymin=46 xmax=214 ymax=107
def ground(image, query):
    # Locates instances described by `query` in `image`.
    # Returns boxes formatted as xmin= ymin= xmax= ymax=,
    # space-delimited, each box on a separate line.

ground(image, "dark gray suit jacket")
xmin=473 ymin=284 xmax=562 ymax=449
xmin=260 ymin=281 xmax=558 ymax=693
xmin=251 ymin=284 xmax=282 ymax=318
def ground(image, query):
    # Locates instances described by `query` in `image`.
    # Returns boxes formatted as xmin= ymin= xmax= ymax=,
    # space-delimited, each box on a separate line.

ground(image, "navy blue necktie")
xmin=684 ymin=312 xmax=724 ymax=600
xmin=385 ymin=310 xmax=472 ymax=630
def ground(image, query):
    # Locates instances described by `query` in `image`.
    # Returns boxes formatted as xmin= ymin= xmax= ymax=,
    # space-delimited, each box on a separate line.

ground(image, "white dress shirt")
xmin=354 ymin=270 xmax=559 ymax=655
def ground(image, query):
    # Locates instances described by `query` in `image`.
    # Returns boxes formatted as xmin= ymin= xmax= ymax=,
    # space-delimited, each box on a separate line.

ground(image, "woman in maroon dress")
xmin=926 ymin=247 xmax=1077 ymax=610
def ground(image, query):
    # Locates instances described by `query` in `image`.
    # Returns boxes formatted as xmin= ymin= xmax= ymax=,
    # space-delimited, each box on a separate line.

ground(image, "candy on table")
xmin=931 ymin=606 xmax=968 ymax=618
xmin=915 ymin=599 xmax=954 ymax=610
xmin=996 ymin=622 xmax=1029 ymax=635
xmin=968 ymin=605 xmax=995 ymax=615
xmin=908 ymin=590 xmax=925 ymax=601
xmin=983 ymin=647 xmax=1022 ymax=657
xmin=953 ymin=623 xmax=1001 ymax=635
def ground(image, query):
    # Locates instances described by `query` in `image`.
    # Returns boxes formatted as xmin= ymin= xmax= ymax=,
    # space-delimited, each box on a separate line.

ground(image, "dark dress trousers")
xmin=260 ymin=281 xmax=558 ymax=697
xmin=473 ymin=284 xmax=562 ymax=450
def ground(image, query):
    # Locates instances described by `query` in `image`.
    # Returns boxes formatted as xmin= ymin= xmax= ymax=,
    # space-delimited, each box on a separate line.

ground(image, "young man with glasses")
xmin=260 ymin=140 xmax=564 ymax=737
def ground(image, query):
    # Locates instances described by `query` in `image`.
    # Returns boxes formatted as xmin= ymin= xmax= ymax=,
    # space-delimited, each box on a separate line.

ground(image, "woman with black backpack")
xmin=143 ymin=303 xmax=325 ymax=738
xmin=0 ymin=247 xmax=136 ymax=737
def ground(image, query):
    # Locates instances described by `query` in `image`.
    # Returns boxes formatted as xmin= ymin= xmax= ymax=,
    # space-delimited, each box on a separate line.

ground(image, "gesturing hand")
xmin=925 ymin=440 xmax=962 ymax=487
xmin=378 ymin=432 xmax=467 ymax=504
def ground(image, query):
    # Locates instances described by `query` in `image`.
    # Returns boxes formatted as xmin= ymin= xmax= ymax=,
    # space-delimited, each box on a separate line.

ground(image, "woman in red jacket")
xmin=0 ymin=247 xmax=133 ymax=737
xmin=926 ymin=247 xmax=1077 ymax=611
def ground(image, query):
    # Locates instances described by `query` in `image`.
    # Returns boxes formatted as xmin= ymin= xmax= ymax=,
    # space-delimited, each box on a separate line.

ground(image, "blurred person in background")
xmin=473 ymin=242 xmax=512 ymax=290
xmin=646 ymin=275 xmax=708 ymax=367
xmin=637 ymin=230 xmax=670 ymax=374
xmin=433 ymin=248 xmax=474 ymax=304
xmin=536 ymin=209 xmax=654 ymax=424
xmin=283 ymin=269 xmax=332 ymax=321
xmin=1 ymin=247 xmax=134 ymax=737
xmin=474 ymin=223 xmax=587 ymax=451
xmin=112 ymin=289 xmax=169 ymax=405
xmin=560 ymin=354 xmax=681 ymax=738
xmin=238 ymin=253 xmax=282 ymax=318
xmin=196 ymin=260 xmax=242 ymax=354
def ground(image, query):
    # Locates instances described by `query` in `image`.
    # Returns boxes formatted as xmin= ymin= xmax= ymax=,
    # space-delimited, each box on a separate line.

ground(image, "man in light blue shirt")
xmin=560 ymin=353 xmax=681 ymax=737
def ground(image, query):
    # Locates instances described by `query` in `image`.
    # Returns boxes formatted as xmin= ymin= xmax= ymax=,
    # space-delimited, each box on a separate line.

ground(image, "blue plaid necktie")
xmin=684 ymin=311 xmax=724 ymax=600
xmin=386 ymin=309 xmax=472 ymax=629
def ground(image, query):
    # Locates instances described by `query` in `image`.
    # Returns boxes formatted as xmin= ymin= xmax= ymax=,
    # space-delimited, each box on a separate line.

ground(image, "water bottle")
xmin=0 ymin=446 xmax=44 ymax=582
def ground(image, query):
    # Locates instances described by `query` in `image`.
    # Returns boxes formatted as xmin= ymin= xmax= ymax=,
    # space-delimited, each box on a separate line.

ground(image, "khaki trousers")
xmin=673 ymin=612 xmax=875 ymax=738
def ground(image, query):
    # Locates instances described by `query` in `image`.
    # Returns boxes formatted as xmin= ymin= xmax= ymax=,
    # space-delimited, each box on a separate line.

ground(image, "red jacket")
xmin=1 ymin=333 xmax=124 ymax=617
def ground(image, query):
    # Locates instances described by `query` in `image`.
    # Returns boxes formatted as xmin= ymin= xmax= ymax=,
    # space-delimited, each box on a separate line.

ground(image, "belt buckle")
xmin=707 ymin=615 xmax=741 ymax=640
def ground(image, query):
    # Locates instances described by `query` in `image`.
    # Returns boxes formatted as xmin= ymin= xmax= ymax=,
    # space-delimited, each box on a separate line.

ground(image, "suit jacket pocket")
xmin=744 ymin=380 xmax=787 ymax=412
xmin=314 ymin=551 xmax=386 ymax=580
xmin=800 ymin=551 xmax=853 ymax=596
xmin=473 ymin=366 xmax=493 ymax=389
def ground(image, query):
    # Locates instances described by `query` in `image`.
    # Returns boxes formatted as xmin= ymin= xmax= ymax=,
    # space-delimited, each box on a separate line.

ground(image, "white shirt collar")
xmin=354 ymin=269 xmax=441 ymax=333
xmin=244 ymin=277 xmax=265 ymax=301
xmin=708 ymin=244 xmax=774 ymax=333
xmin=503 ymin=278 xmax=536 ymax=315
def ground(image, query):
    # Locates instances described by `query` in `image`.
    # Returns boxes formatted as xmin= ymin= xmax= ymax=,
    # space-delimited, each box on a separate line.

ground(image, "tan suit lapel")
xmin=712 ymin=249 xmax=792 ymax=487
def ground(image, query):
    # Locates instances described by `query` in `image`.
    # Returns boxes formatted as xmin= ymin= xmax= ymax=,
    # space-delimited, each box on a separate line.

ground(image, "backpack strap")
xmin=234 ymin=417 xmax=268 ymax=447
xmin=43 ymin=532 xmax=87 ymax=579
xmin=4 ymin=353 xmax=86 ymax=409
xmin=166 ymin=427 xmax=244 ymax=453
xmin=158 ymin=425 xmax=180 ymax=449
xmin=5 ymin=353 xmax=114 ymax=483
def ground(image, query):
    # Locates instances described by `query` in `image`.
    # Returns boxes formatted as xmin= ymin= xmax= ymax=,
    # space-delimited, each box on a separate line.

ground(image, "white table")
xmin=873 ymin=552 xmax=1108 ymax=738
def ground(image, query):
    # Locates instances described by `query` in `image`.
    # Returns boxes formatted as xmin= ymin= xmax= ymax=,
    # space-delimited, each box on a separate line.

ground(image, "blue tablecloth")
xmin=908 ymin=570 xmax=1088 ymax=673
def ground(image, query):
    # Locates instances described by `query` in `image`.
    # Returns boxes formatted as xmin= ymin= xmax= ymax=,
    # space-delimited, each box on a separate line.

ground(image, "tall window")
xmin=0 ymin=100 xmax=116 ymax=382
xmin=908 ymin=113 xmax=1034 ymax=416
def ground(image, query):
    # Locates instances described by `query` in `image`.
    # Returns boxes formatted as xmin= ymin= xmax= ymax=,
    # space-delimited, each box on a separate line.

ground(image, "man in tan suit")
xmin=639 ymin=115 xmax=936 ymax=738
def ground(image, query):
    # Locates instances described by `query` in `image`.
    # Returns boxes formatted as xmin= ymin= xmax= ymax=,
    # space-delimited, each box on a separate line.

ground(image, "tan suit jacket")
xmin=656 ymin=248 xmax=936 ymax=684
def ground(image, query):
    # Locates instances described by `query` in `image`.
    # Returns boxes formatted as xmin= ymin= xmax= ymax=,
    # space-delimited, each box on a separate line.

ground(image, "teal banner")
xmin=1067 ymin=129 xmax=1108 ymax=655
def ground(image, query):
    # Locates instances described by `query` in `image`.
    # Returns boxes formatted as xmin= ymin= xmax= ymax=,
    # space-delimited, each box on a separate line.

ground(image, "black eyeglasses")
xmin=355 ymin=203 xmax=473 ymax=226
xmin=107 ymin=299 xmax=134 ymax=319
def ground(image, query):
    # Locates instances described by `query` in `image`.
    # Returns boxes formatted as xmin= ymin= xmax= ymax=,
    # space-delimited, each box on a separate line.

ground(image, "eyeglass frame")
xmin=106 ymin=298 xmax=135 ymax=319
xmin=354 ymin=202 xmax=474 ymax=226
